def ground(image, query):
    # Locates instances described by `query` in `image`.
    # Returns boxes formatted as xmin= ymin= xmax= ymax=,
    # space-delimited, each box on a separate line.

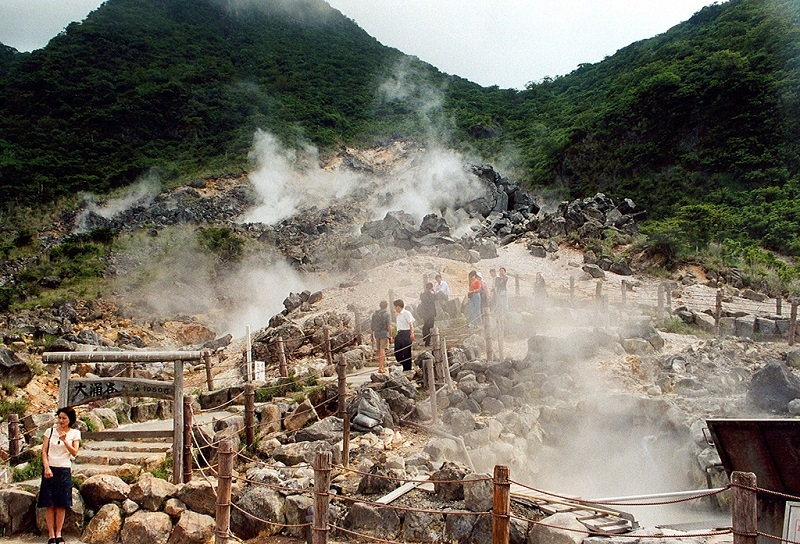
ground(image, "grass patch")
xmin=13 ymin=455 xmax=43 ymax=482
xmin=148 ymin=456 xmax=173 ymax=481
xmin=254 ymin=377 xmax=302 ymax=403
xmin=0 ymin=398 xmax=28 ymax=422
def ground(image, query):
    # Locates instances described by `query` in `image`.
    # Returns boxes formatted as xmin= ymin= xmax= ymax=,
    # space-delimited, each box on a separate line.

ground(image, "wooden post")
xmin=389 ymin=290 xmax=396 ymax=324
xmin=312 ymin=451 xmax=332 ymax=544
xmin=431 ymin=328 xmax=442 ymax=385
xmin=59 ymin=361 xmax=69 ymax=408
xmin=172 ymin=359 xmax=184 ymax=484
xmin=244 ymin=383 xmax=255 ymax=448
xmin=441 ymin=337 xmax=453 ymax=390
xmin=183 ymin=396 xmax=193 ymax=483
xmin=336 ymin=355 xmax=350 ymax=468
xmin=657 ymin=284 xmax=665 ymax=323
xmin=214 ymin=439 xmax=233 ymax=544
xmin=665 ymin=283 xmax=672 ymax=314
xmin=202 ymin=349 xmax=214 ymax=391
xmin=492 ymin=465 xmax=511 ymax=544
xmin=514 ymin=275 xmax=520 ymax=296
xmin=595 ymin=281 xmax=602 ymax=302
xmin=731 ymin=471 xmax=757 ymax=544
xmin=323 ymin=326 xmax=332 ymax=366
xmin=125 ymin=360 xmax=134 ymax=406
xmin=354 ymin=309 xmax=362 ymax=346
xmin=483 ymin=308 xmax=493 ymax=361
xmin=246 ymin=325 xmax=253 ymax=383
xmin=426 ymin=358 xmax=438 ymax=426
xmin=277 ymin=336 xmax=288 ymax=378
xmin=715 ymin=289 xmax=723 ymax=338
xmin=497 ymin=312 xmax=505 ymax=360
xmin=777 ymin=296 xmax=782 ymax=316
xmin=790 ymin=301 xmax=798 ymax=347
xmin=8 ymin=414 xmax=20 ymax=459
xmin=569 ymin=276 xmax=575 ymax=304
xmin=621 ymin=280 xmax=627 ymax=306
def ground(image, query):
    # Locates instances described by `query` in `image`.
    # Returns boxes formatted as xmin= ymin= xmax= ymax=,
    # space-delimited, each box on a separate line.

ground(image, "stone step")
xmin=80 ymin=440 xmax=172 ymax=454
xmin=75 ymin=449 xmax=168 ymax=466
xmin=71 ymin=463 xmax=133 ymax=479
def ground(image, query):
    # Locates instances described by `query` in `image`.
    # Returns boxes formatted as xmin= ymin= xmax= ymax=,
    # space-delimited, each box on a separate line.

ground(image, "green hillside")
xmin=511 ymin=0 xmax=800 ymax=256
xmin=0 ymin=0 xmax=447 ymax=203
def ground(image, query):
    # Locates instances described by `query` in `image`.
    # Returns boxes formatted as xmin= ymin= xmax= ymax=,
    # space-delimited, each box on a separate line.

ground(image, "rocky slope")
xmin=2 ymin=141 xmax=800 ymax=541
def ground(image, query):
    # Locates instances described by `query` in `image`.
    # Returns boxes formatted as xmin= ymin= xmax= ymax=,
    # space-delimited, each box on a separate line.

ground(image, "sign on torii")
xmin=41 ymin=350 xmax=204 ymax=484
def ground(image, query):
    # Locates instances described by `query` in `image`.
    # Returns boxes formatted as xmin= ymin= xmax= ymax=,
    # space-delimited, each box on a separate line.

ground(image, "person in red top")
xmin=467 ymin=271 xmax=482 ymax=327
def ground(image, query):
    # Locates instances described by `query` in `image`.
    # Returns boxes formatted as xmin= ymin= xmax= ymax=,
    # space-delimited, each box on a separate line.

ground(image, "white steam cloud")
xmin=75 ymin=171 xmax=161 ymax=231
xmin=116 ymin=226 xmax=319 ymax=337
xmin=242 ymin=130 xmax=363 ymax=225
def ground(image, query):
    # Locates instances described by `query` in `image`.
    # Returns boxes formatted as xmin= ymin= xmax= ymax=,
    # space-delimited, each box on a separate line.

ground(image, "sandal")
xmin=56 ymin=537 xmax=65 ymax=544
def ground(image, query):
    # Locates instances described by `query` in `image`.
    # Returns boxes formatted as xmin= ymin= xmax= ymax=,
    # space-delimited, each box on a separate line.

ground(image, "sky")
xmin=1 ymin=0 xmax=722 ymax=89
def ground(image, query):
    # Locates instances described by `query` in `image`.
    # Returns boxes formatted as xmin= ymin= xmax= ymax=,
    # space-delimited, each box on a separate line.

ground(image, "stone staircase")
xmin=72 ymin=438 xmax=172 ymax=478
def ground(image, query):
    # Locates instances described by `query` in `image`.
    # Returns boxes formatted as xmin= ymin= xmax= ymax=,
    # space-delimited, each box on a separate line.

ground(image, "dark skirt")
xmin=37 ymin=467 xmax=72 ymax=508
xmin=394 ymin=329 xmax=413 ymax=371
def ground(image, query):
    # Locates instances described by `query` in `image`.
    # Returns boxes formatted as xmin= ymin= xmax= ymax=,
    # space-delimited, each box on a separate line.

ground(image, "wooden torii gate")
xmin=41 ymin=350 xmax=204 ymax=484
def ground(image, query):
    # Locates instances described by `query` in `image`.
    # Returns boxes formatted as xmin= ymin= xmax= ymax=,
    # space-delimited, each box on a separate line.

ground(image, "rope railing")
xmin=208 ymin=443 xmax=761 ymax=544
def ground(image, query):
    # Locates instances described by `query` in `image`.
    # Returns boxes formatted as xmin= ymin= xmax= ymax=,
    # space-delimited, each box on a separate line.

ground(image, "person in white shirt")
xmin=39 ymin=406 xmax=81 ymax=544
xmin=393 ymin=299 xmax=415 ymax=371
xmin=433 ymin=274 xmax=450 ymax=301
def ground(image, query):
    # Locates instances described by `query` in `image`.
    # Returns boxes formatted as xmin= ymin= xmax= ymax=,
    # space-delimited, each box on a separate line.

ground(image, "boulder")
xmin=82 ymin=503 xmax=123 ymax=544
xmin=231 ymin=486 xmax=285 ymax=539
xmin=167 ymin=510 xmax=215 ymax=544
xmin=284 ymin=399 xmax=319 ymax=432
xmin=747 ymin=361 xmax=800 ymax=413
xmin=175 ymin=479 xmax=218 ymax=516
xmin=81 ymin=474 xmax=131 ymax=508
xmin=120 ymin=510 xmax=173 ymax=544
xmin=528 ymin=512 xmax=585 ymax=544
xmin=129 ymin=472 xmax=177 ymax=511
xmin=0 ymin=347 xmax=33 ymax=388
xmin=0 ymin=487 xmax=36 ymax=535
xmin=343 ymin=502 xmax=401 ymax=540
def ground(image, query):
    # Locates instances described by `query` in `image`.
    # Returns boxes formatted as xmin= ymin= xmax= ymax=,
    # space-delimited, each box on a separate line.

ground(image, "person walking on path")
xmin=467 ymin=271 xmax=482 ymax=327
xmin=418 ymin=282 xmax=437 ymax=347
xmin=39 ymin=406 xmax=81 ymax=544
xmin=370 ymin=300 xmax=392 ymax=373
xmin=393 ymin=299 xmax=415 ymax=371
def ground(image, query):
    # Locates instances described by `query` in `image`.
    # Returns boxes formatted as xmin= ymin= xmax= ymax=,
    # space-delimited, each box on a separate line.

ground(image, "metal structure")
xmin=707 ymin=418 xmax=800 ymax=544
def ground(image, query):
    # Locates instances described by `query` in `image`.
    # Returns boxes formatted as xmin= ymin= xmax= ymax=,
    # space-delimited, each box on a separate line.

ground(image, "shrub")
xmin=13 ymin=455 xmax=43 ymax=482
xmin=0 ymin=398 xmax=28 ymax=422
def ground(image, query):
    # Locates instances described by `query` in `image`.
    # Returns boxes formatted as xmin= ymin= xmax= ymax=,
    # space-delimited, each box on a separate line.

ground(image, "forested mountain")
xmin=1 ymin=0 xmax=799 ymax=259
xmin=0 ymin=0 xmax=445 ymax=202
xmin=514 ymin=0 xmax=800 ymax=256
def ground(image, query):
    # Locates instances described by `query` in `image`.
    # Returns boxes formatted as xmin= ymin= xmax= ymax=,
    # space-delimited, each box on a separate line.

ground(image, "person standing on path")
xmin=418 ymin=282 xmax=437 ymax=347
xmin=370 ymin=300 xmax=392 ymax=373
xmin=494 ymin=266 xmax=509 ymax=315
xmin=39 ymin=406 xmax=80 ymax=544
xmin=467 ymin=271 xmax=482 ymax=327
xmin=393 ymin=299 xmax=415 ymax=371
xmin=478 ymin=271 xmax=491 ymax=320
xmin=434 ymin=273 xmax=450 ymax=301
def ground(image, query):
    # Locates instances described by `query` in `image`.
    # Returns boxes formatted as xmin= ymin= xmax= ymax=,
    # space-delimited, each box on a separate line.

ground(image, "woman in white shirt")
xmin=39 ymin=406 xmax=81 ymax=544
